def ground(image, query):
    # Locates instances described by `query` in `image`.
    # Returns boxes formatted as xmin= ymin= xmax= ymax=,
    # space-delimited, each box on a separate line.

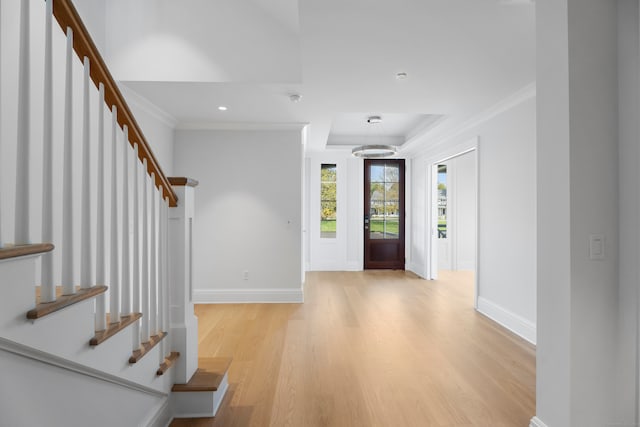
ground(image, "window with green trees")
xmin=369 ymin=164 xmax=400 ymax=239
xmin=437 ymin=164 xmax=447 ymax=238
xmin=321 ymin=164 xmax=337 ymax=238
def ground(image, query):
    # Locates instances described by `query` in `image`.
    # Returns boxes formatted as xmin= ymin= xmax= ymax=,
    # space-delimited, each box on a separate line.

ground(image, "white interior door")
xmin=452 ymin=151 xmax=477 ymax=271
xmin=430 ymin=149 xmax=478 ymax=276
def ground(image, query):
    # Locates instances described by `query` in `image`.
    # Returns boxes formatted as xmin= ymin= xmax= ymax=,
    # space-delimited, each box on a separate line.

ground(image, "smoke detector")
xmin=367 ymin=116 xmax=382 ymax=124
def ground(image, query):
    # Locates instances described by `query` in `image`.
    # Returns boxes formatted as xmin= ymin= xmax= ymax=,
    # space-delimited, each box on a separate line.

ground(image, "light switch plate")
xmin=589 ymin=234 xmax=605 ymax=260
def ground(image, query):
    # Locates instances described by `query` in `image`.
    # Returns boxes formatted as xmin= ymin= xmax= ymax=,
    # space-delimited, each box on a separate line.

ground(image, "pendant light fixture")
xmin=351 ymin=115 xmax=397 ymax=158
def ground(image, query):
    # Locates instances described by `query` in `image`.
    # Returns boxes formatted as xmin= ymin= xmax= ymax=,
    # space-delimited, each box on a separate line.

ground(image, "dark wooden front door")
xmin=364 ymin=159 xmax=405 ymax=269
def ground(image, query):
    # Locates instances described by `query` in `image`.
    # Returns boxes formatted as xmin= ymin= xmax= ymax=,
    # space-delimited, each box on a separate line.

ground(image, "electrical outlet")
xmin=243 ymin=270 xmax=249 ymax=280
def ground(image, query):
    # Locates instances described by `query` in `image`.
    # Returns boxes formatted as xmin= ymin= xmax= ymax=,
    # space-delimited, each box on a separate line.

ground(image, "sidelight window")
xmin=320 ymin=164 xmax=337 ymax=238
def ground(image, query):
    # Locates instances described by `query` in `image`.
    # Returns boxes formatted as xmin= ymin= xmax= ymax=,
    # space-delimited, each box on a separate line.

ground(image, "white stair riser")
xmin=172 ymin=372 xmax=229 ymax=418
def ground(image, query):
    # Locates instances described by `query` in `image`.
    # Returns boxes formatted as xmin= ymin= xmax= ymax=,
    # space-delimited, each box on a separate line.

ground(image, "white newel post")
xmin=168 ymin=179 xmax=199 ymax=384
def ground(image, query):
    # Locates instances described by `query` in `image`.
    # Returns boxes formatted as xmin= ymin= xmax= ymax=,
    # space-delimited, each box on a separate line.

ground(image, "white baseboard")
xmin=309 ymin=261 xmax=351 ymax=271
xmin=307 ymin=261 xmax=361 ymax=271
xmin=407 ymin=262 xmax=426 ymax=278
xmin=193 ymin=287 xmax=304 ymax=303
xmin=455 ymin=260 xmax=475 ymax=271
xmin=406 ymin=262 xmax=427 ymax=279
xmin=529 ymin=416 xmax=548 ymax=427
xmin=476 ymin=296 xmax=536 ymax=344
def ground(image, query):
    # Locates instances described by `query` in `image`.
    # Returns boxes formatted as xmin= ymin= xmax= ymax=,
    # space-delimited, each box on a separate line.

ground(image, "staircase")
xmin=0 ymin=0 xmax=229 ymax=425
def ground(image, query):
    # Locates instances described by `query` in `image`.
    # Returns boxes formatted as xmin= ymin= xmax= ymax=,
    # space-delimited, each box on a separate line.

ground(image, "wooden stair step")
xmin=27 ymin=285 xmax=107 ymax=320
xmin=129 ymin=332 xmax=168 ymax=364
xmin=90 ymin=313 xmax=142 ymax=346
xmin=157 ymin=352 xmax=180 ymax=376
xmin=169 ymin=418 xmax=215 ymax=426
xmin=172 ymin=357 xmax=232 ymax=392
xmin=0 ymin=243 xmax=54 ymax=260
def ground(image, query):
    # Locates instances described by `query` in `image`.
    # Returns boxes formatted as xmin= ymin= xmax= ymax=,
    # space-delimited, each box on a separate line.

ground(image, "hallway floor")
xmin=172 ymin=270 xmax=535 ymax=427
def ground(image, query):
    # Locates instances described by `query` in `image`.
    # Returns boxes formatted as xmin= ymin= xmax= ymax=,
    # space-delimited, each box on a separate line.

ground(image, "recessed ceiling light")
xmin=396 ymin=72 xmax=408 ymax=80
xmin=218 ymin=106 xmax=228 ymax=111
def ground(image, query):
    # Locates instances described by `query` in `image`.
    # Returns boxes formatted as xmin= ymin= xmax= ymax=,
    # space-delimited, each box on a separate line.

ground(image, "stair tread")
xmin=0 ymin=243 xmax=54 ymax=260
xmin=157 ymin=352 xmax=180 ymax=376
xmin=172 ymin=357 xmax=232 ymax=392
xmin=129 ymin=332 xmax=167 ymax=364
xmin=169 ymin=418 xmax=214 ymax=426
xmin=27 ymin=285 xmax=107 ymax=319
xmin=90 ymin=313 xmax=142 ymax=346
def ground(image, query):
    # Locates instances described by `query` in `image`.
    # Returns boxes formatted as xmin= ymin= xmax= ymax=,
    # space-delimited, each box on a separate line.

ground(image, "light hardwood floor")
xmin=171 ymin=270 xmax=535 ymax=427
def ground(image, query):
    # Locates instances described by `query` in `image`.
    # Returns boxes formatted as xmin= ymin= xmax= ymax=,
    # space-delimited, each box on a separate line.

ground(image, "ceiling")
xmin=326 ymin=113 xmax=443 ymax=147
xmin=108 ymin=0 xmax=535 ymax=151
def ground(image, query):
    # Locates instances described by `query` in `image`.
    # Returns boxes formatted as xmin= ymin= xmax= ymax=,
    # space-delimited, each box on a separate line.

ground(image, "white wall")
xmin=0 ymin=350 xmax=168 ymax=427
xmin=103 ymin=0 xmax=301 ymax=83
xmin=173 ymin=129 xmax=303 ymax=303
xmin=306 ymin=150 xmax=363 ymax=271
xmin=536 ymin=0 xmax=619 ymax=425
xmin=73 ymin=0 xmax=106 ymax=53
xmin=616 ymin=0 xmax=639 ymax=422
xmin=410 ymin=92 xmax=536 ymax=344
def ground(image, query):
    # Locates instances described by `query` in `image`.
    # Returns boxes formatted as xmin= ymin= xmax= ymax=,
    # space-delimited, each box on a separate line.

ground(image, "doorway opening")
xmin=429 ymin=148 xmax=478 ymax=306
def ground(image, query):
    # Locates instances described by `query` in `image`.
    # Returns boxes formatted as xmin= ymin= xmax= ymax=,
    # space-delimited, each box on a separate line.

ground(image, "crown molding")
xmin=401 ymin=82 xmax=536 ymax=158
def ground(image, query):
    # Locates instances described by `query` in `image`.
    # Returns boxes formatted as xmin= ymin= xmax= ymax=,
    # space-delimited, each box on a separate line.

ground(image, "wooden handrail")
xmin=51 ymin=0 xmax=178 ymax=207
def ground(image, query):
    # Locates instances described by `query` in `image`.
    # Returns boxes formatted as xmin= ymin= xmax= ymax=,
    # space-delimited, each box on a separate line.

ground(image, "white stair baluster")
xmin=61 ymin=27 xmax=74 ymax=295
xmin=110 ymin=106 xmax=120 ymax=321
xmin=15 ymin=0 xmax=31 ymax=245
xmin=160 ymin=196 xmax=169 ymax=356
xmin=150 ymin=174 xmax=157 ymax=336
xmin=132 ymin=143 xmax=141 ymax=349
xmin=121 ymin=126 xmax=130 ymax=316
xmin=96 ymin=83 xmax=106 ymax=331
xmin=40 ymin=0 xmax=54 ymax=302
xmin=141 ymin=159 xmax=149 ymax=342
xmin=80 ymin=56 xmax=92 ymax=289
xmin=158 ymin=190 xmax=165 ymax=339
xmin=165 ymin=198 xmax=171 ymax=351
